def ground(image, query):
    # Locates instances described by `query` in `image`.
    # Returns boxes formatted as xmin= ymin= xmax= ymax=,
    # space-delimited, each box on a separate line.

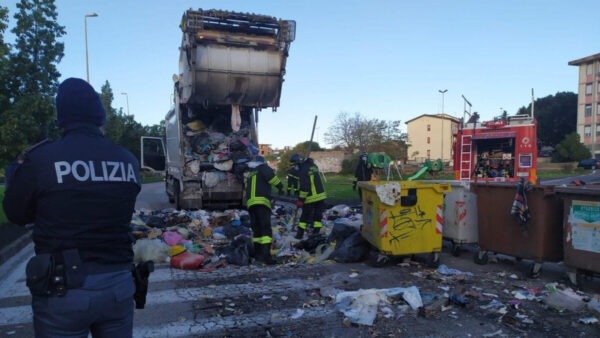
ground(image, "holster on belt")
xmin=132 ymin=260 xmax=154 ymax=309
xmin=25 ymin=254 xmax=54 ymax=296
xmin=25 ymin=249 xmax=85 ymax=297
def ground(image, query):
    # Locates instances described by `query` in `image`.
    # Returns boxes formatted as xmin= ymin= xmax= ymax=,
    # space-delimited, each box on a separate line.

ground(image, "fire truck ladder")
xmin=459 ymin=134 xmax=472 ymax=180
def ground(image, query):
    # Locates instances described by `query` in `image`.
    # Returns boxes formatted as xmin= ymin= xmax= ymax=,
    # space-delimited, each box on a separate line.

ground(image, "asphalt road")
xmin=1 ymin=179 xmax=599 ymax=337
xmin=135 ymin=181 xmax=172 ymax=211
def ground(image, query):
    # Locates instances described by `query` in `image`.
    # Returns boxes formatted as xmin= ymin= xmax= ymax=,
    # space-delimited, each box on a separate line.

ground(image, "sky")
xmin=4 ymin=0 xmax=600 ymax=149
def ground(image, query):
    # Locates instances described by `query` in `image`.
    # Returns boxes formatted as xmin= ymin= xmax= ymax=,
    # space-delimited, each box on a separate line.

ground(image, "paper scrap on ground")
xmin=335 ymin=286 xmax=422 ymax=326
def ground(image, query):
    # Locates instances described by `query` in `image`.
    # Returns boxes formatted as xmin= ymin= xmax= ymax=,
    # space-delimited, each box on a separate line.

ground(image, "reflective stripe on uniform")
xmin=247 ymin=173 xmax=272 ymax=208
xmin=268 ymin=176 xmax=281 ymax=186
xmin=252 ymin=236 xmax=272 ymax=244
xmin=298 ymin=222 xmax=307 ymax=230
xmin=313 ymin=221 xmax=323 ymax=229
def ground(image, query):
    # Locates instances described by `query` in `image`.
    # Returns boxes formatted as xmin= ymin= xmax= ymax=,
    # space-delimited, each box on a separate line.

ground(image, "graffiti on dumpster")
xmin=386 ymin=205 xmax=432 ymax=246
xmin=453 ymin=201 xmax=467 ymax=227
xmin=567 ymin=200 xmax=600 ymax=254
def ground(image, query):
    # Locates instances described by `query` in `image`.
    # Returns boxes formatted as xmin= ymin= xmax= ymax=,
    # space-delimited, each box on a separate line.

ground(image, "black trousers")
xmin=249 ymin=205 xmax=272 ymax=244
xmin=299 ymin=200 xmax=326 ymax=229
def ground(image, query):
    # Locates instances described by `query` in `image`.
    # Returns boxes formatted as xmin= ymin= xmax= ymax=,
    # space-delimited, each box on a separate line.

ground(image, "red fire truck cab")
xmin=453 ymin=114 xmax=537 ymax=183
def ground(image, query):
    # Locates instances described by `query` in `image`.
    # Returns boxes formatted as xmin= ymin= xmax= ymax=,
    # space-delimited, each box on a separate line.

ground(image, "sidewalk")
xmin=0 ymin=223 xmax=31 ymax=265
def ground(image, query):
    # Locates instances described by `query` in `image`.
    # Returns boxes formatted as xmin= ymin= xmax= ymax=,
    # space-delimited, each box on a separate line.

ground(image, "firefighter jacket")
xmin=245 ymin=163 xmax=283 ymax=209
xmin=3 ymin=125 xmax=141 ymax=265
xmin=286 ymin=165 xmax=300 ymax=196
xmin=298 ymin=158 xmax=327 ymax=204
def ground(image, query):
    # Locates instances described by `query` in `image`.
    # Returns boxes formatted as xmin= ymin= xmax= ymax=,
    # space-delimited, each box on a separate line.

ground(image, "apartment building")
xmin=405 ymin=114 xmax=460 ymax=164
xmin=569 ymin=52 xmax=600 ymax=158
xmin=258 ymin=144 xmax=272 ymax=157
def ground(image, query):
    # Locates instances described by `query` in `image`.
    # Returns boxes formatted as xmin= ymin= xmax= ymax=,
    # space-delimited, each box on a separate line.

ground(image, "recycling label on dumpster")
xmin=568 ymin=200 xmax=600 ymax=253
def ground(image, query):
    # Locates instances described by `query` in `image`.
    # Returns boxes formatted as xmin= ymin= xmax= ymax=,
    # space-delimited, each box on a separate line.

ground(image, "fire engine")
xmin=453 ymin=113 xmax=537 ymax=183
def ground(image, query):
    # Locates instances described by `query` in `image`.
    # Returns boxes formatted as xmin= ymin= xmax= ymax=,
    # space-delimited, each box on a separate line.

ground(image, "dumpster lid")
xmin=555 ymin=186 xmax=600 ymax=196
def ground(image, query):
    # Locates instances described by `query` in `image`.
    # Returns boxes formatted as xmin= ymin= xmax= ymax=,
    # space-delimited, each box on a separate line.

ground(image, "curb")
xmin=0 ymin=231 xmax=32 ymax=265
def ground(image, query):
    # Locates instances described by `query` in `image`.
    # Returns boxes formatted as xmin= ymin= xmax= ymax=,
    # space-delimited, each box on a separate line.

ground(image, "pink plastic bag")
xmin=162 ymin=231 xmax=183 ymax=245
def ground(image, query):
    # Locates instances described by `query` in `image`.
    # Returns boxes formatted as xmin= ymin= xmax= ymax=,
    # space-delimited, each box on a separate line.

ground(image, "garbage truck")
xmin=141 ymin=8 xmax=296 ymax=209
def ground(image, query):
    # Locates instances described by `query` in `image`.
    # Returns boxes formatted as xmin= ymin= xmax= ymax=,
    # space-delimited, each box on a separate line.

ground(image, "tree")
xmin=0 ymin=0 xmax=65 ymax=167
xmin=517 ymin=92 xmax=577 ymax=147
xmin=0 ymin=5 xmax=9 ymax=114
xmin=553 ymin=132 xmax=591 ymax=162
xmin=99 ymin=81 xmax=125 ymax=143
xmin=324 ymin=112 xmax=406 ymax=154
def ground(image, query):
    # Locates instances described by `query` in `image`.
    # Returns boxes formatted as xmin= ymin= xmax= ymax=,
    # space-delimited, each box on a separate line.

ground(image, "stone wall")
xmin=310 ymin=150 xmax=349 ymax=173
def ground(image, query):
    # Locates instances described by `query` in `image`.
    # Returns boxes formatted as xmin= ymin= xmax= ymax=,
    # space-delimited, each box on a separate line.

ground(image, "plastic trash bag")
xmin=222 ymin=235 xmax=253 ymax=266
xmin=170 ymin=252 xmax=206 ymax=270
xmin=332 ymin=231 xmax=370 ymax=263
xmin=162 ymin=231 xmax=185 ymax=246
xmin=327 ymin=222 xmax=358 ymax=244
xmin=133 ymin=239 xmax=170 ymax=263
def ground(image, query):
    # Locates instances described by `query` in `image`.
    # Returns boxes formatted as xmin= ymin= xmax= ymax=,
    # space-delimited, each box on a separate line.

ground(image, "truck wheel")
xmin=167 ymin=179 xmax=174 ymax=203
xmin=174 ymin=181 xmax=182 ymax=210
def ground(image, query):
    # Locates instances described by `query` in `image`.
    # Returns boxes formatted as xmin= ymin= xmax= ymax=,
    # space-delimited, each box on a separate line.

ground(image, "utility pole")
xmin=84 ymin=13 xmax=98 ymax=82
xmin=439 ymin=89 xmax=448 ymax=162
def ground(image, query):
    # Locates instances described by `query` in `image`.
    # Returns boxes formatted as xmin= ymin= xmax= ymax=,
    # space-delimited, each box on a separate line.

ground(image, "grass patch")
xmin=141 ymin=173 xmax=165 ymax=184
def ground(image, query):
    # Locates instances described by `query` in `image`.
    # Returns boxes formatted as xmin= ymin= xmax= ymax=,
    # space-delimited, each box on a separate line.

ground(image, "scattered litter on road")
xmin=578 ymin=317 xmax=599 ymax=325
xmin=437 ymin=264 xmax=473 ymax=276
xmin=291 ymin=309 xmax=305 ymax=319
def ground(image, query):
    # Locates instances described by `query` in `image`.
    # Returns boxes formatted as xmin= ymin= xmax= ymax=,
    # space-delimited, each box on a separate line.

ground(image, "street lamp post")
xmin=121 ymin=92 xmax=130 ymax=115
xmin=84 ymin=13 xmax=98 ymax=82
xmin=438 ymin=89 xmax=448 ymax=162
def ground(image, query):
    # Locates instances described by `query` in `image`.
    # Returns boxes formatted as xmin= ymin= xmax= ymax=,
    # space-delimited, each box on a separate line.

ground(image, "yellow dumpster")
xmin=358 ymin=181 xmax=451 ymax=266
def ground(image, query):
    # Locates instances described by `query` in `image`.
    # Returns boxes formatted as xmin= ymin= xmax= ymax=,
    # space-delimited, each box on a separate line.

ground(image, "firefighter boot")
xmin=254 ymin=243 xmax=276 ymax=265
xmin=312 ymin=227 xmax=321 ymax=235
xmin=295 ymin=228 xmax=305 ymax=240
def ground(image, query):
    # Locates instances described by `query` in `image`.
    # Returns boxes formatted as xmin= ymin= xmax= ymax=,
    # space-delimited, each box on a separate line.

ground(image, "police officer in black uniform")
xmin=2 ymin=78 xmax=141 ymax=338
xmin=244 ymin=156 xmax=284 ymax=264
xmin=353 ymin=151 xmax=373 ymax=200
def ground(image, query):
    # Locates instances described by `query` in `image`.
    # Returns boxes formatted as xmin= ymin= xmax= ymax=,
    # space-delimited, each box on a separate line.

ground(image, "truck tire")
xmin=167 ymin=179 xmax=175 ymax=203
xmin=174 ymin=181 xmax=182 ymax=210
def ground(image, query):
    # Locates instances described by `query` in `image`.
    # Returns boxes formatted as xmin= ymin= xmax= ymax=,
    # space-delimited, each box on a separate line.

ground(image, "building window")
xmin=427 ymin=137 xmax=430 ymax=144
xmin=586 ymin=104 xmax=593 ymax=116
xmin=585 ymin=125 xmax=592 ymax=137
xmin=427 ymin=149 xmax=431 ymax=157
xmin=598 ymin=103 xmax=600 ymax=115
xmin=427 ymin=124 xmax=431 ymax=131
xmin=586 ymin=63 xmax=594 ymax=75
xmin=596 ymin=124 xmax=600 ymax=137
xmin=586 ymin=83 xmax=593 ymax=95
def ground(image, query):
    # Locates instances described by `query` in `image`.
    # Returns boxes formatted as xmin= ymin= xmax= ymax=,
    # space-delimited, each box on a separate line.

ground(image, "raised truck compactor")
xmin=142 ymin=9 xmax=296 ymax=209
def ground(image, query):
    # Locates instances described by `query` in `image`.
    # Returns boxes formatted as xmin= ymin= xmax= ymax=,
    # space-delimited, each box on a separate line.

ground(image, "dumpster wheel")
xmin=528 ymin=262 xmax=542 ymax=279
xmin=450 ymin=242 xmax=462 ymax=257
xmin=473 ymin=250 xmax=488 ymax=265
xmin=426 ymin=252 xmax=440 ymax=268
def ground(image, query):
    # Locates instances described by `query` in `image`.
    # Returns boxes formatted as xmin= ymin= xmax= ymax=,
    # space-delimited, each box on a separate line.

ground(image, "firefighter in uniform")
xmin=295 ymin=155 xmax=327 ymax=239
xmin=286 ymin=157 xmax=300 ymax=197
xmin=244 ymin=156 xmax=284 ymax=264
xmin=2 ymin=78 xmax=141 ymax=338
